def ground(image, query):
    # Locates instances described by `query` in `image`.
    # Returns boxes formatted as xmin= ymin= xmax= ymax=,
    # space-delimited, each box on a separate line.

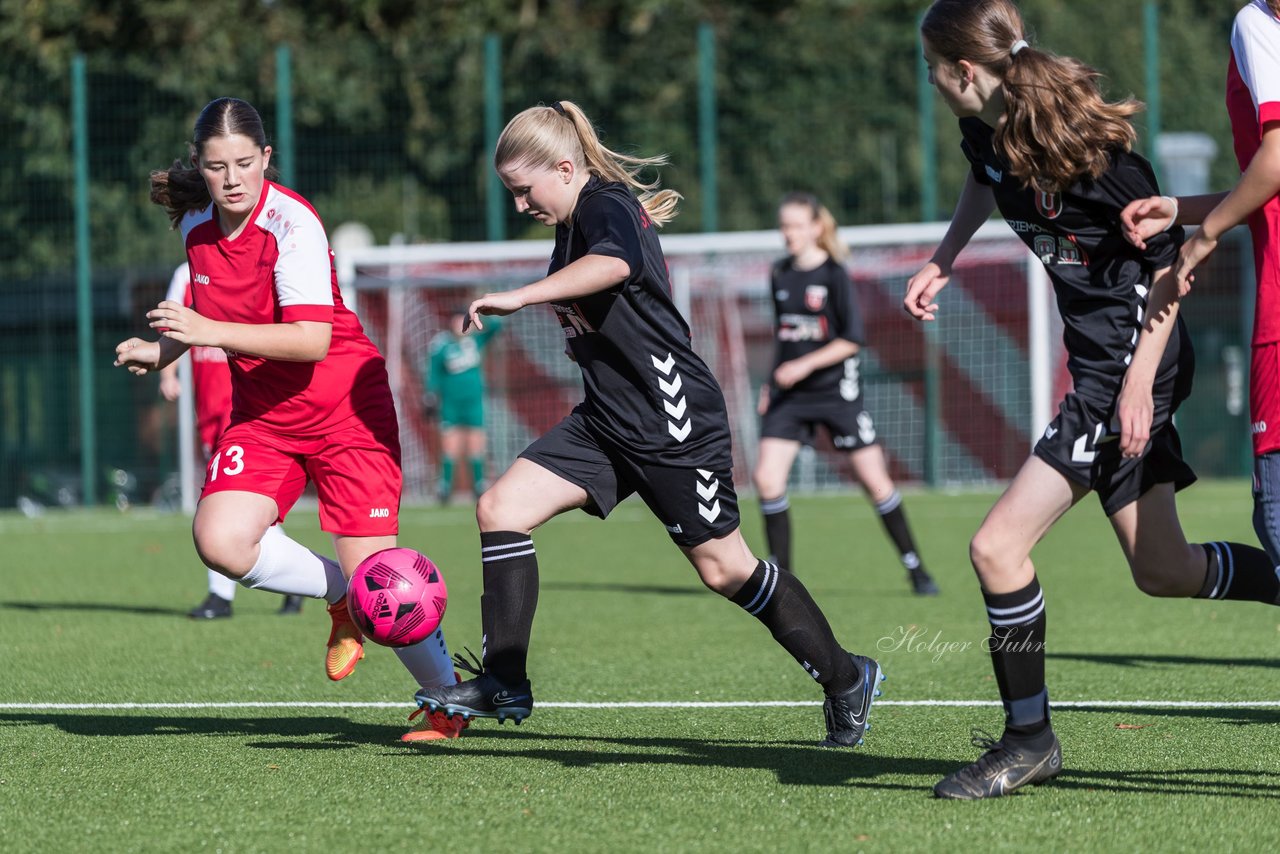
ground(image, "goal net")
xmin=326 ymin=221 xmax=1056 ymax=502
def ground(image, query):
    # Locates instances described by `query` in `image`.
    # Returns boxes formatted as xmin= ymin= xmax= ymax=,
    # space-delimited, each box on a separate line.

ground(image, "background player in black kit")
xmin=907 ymin=0 xmax=1280 ymax=800
xmin=414 ymin=101 xmax=883 ymax=748
xmin=754 ymin=192 xmax=939 ymax=595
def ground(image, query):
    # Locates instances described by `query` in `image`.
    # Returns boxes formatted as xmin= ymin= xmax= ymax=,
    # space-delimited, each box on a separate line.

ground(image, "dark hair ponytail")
xmin=998 ymin=49 xmax=1139 ymax=193
xmin=922 ymin=0 xmax=1140 ymax=193
xmin=149 ymin=97 xmax=281 ymax=228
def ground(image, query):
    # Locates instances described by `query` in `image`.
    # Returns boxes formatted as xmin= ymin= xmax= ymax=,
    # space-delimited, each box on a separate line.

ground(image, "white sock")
xmin=393 ymin=628 xmax=455 ymax=689
xmin=207 ymin=569 xmax=237 ymax=600
xmin=239 ymin=525 xmax=346 ymax=604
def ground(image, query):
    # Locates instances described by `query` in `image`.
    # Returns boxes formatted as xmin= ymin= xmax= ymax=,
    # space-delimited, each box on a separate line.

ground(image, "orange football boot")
xmin=401 ymin=707 xmax=470 ymax=742
xmin=401 ymin=672 xmax=468 ymax=742
xmin=325 ymin=596 xmax=365 ymax=681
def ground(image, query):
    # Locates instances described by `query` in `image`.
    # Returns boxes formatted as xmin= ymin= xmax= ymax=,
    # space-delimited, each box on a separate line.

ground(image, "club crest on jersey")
xmin=1033 ymin=234 xmax=1087 ymax=266
xmin=1035 ymin=191 xmax=1063 ymax=220
xmin=804 ymin=285 xmax=828 ymax=311
xmin=1034 ymin=235 xmax=1057 ymax=263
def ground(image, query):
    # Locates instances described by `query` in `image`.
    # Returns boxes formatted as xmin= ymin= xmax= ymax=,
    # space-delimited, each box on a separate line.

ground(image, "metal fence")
xmin=0 ymin=5 xmax=1255 ymax=509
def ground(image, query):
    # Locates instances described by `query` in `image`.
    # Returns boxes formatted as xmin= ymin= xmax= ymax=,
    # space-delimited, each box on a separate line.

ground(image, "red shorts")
xmin=1251 ymin=342 xmax=1280 ymax=457
xmin=202 ymin=415 xmax=402 ymax=536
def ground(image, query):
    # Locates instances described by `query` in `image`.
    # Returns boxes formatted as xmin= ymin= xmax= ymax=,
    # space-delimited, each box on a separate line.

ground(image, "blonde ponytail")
xmin=495 ymin=100 xmax=682 ymax=226
xmin=780 ymin=192 xmax=849 ymax=263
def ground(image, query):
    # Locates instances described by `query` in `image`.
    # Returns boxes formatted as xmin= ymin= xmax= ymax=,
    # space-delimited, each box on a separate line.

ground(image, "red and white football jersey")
xmin=180 ymin=182 xmax=393 ymax=436
xmin=1228 ymin=1 xmax=1280 ymax=452
xmin=1229 ymin=0 xmax=1280 ymax=344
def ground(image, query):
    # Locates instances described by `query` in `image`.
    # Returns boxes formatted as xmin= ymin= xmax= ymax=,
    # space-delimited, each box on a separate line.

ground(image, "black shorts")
xmin=1033 ymin=378 xmax=1196 ymax=517
xmin=519 ymin=410 xmax=740 ymax=548
xmin=760 ymin=393 xmax=878 ymax=451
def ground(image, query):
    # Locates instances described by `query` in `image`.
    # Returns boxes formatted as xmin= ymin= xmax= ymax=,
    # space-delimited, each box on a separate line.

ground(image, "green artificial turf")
xmin=2 ymin=481 xmax=1277 ymax=852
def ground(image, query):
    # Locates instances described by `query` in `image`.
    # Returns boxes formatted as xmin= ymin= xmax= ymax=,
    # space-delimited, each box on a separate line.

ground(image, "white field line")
xmin=2 ymin=700 xmax=1279 ymax=711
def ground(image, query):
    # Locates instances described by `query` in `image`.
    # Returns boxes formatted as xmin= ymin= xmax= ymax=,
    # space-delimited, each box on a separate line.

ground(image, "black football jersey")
xmin=548 ymin=176 xmax=732 ymax=467
xmin=959 ymin=118 xmax=1191 ymax=408
xmin=769 ymin=256 xmax=865 ymax=400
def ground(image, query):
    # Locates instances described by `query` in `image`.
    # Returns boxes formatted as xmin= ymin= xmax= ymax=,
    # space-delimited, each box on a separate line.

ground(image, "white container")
xmin=1155 ymin=132 xmax=1219 ymax=196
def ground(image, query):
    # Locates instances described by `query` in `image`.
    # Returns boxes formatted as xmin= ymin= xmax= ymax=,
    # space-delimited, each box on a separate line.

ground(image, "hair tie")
xmin=551 ymin=101 xmax=567 ymax=117
xmin=1011 ymin=39 xmax=1029 ymax=56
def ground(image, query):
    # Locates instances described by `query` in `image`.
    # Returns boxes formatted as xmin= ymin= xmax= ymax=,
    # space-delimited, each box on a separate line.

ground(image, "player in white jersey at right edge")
xmin=755 ymin=192 xmax=939 ymax=595
xmin=115 ymin=97 xmax=463 ymax=742
xmin=1121 ymin=0 xmax=1280 ymax=567
xmin=414 ymin=100 xmax=884 ymax=749
xmin=909 ymin=0 xmax=1280 ymax=799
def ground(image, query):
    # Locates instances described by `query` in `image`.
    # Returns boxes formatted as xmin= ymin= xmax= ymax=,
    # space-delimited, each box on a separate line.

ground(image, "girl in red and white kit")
xmin=116 ymin=97 xmax=461 ymax=742
xmin=1122 ymin=0 xmax=1280 ymax=565
xmin=159 ymin=261 xmax=303 ymax=619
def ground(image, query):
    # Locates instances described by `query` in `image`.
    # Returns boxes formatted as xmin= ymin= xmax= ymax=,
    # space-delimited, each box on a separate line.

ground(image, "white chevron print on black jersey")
xmin=651 ymin=352 xmax=691 ymax=442
xmin=546 ymin=176 xmax=730 ymax=467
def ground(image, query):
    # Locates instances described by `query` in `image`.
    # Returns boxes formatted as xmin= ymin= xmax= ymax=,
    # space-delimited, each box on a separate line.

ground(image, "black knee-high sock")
xmin=729 ymin=560 xmax=856 ymax=694
xmin=875 ymin=490 xmax=923 ymax=571
xmin=1195 ymin=542 xmax=1280 ymax=605
xmin=479 ymin=531 xmax=539 ymax=685
xmin=983 ymin=578 xmax=1050 ymax=738
xmin=760 ymin=495 xmax=793 ymax=572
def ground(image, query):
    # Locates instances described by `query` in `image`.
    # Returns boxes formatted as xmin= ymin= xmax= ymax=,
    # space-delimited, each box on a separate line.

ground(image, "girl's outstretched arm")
xmin=904 ymin=174 xmax=996 ymax=321
xmin=1173 ymin=124 xmax=1280 ymax=292
xmin=466 ymin=255 xmax=629 ymax=331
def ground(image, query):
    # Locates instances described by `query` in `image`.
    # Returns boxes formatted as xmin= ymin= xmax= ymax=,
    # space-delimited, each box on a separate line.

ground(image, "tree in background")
xmin=0 ymin=0 xmax=1243 ymax=283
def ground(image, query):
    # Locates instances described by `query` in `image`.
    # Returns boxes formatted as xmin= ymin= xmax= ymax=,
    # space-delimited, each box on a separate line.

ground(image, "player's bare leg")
xmin=193 ymin=491 xmax=354 ymax=678
xmin=1110 ymin=482 xmax=1280 ymax=603
xmin=191 ymin=491 xmax=279 ymax=580
xmin=936 ymin=457 xmax=1082 ymax=799
xmin=682 ymin=526 xmax=758 ymax=594
xmin=1111 ymin=484 xmax=1227 ymax=596
xmin=967 ymin=457 xmax=1082 ymax=592
xmin=752 ymin=437 xmax=801 ymax=571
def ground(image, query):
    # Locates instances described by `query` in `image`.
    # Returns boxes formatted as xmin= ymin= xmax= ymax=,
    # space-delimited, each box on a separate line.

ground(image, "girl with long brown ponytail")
xmin=907 ymin=0 xmax=1280 ymax=800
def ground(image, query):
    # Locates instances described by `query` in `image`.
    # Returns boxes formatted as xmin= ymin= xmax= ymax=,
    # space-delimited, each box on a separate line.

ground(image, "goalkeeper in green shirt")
xmin=424 ymin=309 xmax=503 ymax=503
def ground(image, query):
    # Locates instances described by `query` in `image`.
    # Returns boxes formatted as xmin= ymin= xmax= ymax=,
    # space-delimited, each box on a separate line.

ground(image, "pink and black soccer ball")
xmin=347 ymin=548 xmax=448 ymax=647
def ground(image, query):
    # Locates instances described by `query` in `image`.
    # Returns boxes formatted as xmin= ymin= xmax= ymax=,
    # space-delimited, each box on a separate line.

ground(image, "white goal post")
xmin=175 ymin=220 xmax=1056 ymax=507
xmin=333 ymin=220 xmax=1055 ymax=501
